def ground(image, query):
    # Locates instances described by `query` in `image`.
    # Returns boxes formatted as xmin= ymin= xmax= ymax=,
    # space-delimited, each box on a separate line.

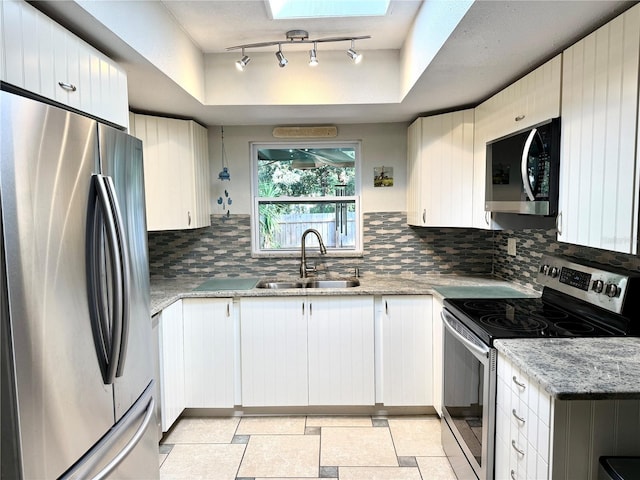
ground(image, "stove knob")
xmin=550 ymin=267 xmax=559 ymax=278
xmin=592 ymin=280 xmax=604 ymax=293
xmin=604 ymin=283 xmax=620 ymax=298
xmin=540 ymin=264 xmax=550 ymax=275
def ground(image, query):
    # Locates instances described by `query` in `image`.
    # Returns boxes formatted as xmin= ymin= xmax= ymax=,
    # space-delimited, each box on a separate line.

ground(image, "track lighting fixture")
xmin=227 ymin=30 xmax=370 ymax=69
xmin=309 ymin=42 xmax=318 ymax=66
xmin=346 ymin=40 xmax=363 ymax=64
xmin=235 ymin=48 xmax=250 ymax=71
xmin=275 ymin=45 xmax=288 ymax=68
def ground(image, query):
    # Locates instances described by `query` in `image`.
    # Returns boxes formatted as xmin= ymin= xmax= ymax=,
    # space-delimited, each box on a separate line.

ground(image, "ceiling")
xmin=36 ymin=0 xmax=636 ymax=127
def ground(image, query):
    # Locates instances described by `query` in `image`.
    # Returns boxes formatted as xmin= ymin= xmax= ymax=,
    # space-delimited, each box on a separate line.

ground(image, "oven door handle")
xmin=441 ymin=310 xmax=490 ymax=358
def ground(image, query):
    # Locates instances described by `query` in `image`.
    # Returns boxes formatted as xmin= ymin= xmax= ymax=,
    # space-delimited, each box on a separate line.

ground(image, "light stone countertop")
xmin=495 ymin=338 xmax=640 ymax=400
xmin=149 ymin=273 xmax=536 ymax=316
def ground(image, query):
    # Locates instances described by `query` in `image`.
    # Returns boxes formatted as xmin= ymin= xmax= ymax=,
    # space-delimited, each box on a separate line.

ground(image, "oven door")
xmin=441 ymin=309 xmax=496 ymax=480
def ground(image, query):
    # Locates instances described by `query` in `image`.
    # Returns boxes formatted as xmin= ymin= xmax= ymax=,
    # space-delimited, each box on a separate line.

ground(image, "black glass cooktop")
xmin=444 ymin=293 xmax=633 ymax=345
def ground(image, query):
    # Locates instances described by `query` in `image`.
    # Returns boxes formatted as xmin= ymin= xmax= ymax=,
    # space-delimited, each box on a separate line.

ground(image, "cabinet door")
xmin=406 ymin=112 xmax=474 ymax=228
xmin=420 ymin=110 xmax=474 ymax=227
xmin=558 ymin=4 xmax=640 ymax=254
xmin=183 ymin=298 xmax=235 ymax=408
xmin=239 ymin=297 xmax=308 ymax=406
xmin=0 ymin=0 xmax=128 ymax=128
xmin=131 ymin=114 xmax=211 ymax=231
xmin=431 ymin=297 xmax=443 ymax=415
xmin=406 ymin=118 xmax=426 ymax=226
xmin=158 ymin=299 xmax=184 ymax=432
xmin=381 ymin=295 xmax=433 ymax=407
xmin=307 ymin=296 xmax=375 ymax=405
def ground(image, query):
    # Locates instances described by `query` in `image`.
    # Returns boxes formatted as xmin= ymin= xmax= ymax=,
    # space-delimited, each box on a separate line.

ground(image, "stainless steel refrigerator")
xmin=0 ymin=89 xmax=159 ymax=479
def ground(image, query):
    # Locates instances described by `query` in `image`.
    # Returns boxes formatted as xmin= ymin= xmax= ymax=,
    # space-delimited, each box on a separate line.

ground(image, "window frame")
xmin=250 ymin=140 xmax=363 ymax=257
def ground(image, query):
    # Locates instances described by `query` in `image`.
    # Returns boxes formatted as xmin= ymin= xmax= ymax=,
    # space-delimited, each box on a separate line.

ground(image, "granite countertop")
xmin=149 ymin=273 xmax=537 ymax=316
xmin=495 ymin=338 xmax=640 ymax=400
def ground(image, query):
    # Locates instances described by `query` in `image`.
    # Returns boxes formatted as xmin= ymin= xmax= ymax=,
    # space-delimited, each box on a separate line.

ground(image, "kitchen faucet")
xmin=300 ymin=228 xmax=327 ymax=278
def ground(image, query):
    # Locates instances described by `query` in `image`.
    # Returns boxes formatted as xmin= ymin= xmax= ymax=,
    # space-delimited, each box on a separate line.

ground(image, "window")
xmin=251 ymin=142 xmax=362 ymax=255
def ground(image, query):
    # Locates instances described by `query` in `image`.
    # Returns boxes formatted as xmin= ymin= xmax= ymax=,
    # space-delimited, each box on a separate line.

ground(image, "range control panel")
xmin=536 ymin=255 xmax=634 ymax=314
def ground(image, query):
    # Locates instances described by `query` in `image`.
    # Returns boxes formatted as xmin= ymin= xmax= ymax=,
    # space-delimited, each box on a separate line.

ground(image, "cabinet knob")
xmin=422 ymin=209 xmax=426 ymax=223
xmin=188 ymin=211 xmax=191 ymax=226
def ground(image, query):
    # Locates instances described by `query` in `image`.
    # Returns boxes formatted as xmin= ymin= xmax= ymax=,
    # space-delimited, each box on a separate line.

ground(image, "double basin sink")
xmin=256 ymin=278 xmax=360 ymax=289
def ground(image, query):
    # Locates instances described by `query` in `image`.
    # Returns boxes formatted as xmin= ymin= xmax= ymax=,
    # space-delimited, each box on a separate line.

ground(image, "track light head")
xmin=347 ymin=40 xmax=363 ymax=64
xmin=309 ymin=42 xmax=318 ymax=66
xmin=235 ymin=48 xmax=250 ymax=71
xmin=275 ymin=46 xmax=288 ymax=68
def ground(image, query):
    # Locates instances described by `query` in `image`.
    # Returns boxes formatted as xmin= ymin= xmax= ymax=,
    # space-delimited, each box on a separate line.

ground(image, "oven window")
xmin=443 ymin=327 xmax=485 ymax=467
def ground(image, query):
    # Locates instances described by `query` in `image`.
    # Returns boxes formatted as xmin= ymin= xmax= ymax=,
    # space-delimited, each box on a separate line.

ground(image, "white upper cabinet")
xmin=0 ymin=0 xmax=129 ymax=128
xmin=473 ymin=55 xmax=561 ymax=229
xmin=129 ymin=113 xmax=211 ymax=231
xmin=558 ymin=3 xmax=640 ymax=254
xmin=406 ymin=109 xmax=475 ymax=227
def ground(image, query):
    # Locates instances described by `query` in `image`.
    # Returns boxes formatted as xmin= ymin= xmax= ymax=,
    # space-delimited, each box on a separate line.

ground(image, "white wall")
xmin=208 ymin=123 xmax=408 ymax=215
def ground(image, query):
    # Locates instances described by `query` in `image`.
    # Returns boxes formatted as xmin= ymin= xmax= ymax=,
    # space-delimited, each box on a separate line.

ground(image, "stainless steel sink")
xmin=305 ymin=279 xmax=360 ymax=288
xmin=255 ymin=281 xmax=304 ymax=289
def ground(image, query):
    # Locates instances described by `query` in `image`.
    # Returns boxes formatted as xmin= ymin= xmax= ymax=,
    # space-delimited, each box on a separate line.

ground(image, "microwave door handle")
xmin=441 ymin=310 xmax=490 ymax=358
xmin=521 ymin=128 xmax=537 ymax=202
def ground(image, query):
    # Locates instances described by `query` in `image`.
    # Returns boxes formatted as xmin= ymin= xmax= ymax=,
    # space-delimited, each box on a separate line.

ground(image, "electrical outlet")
xmin=507 ymin=238 xmax=517 ymax=256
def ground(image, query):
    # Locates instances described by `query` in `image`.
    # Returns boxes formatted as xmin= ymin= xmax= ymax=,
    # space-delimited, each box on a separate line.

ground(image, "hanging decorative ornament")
xmin=217 ymin=126 xmax=232 ymax=220
xmin=218 ymin=126 xmax=231 ymax=181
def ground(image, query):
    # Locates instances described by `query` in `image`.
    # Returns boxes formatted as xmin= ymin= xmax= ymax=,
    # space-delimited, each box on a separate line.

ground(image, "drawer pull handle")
xmin=511 ymin=469 xmax=517 ymax=480
xmin=511 ymin=440 xmax=525 ymax=456
xmin=512 ymin=376 xmax=526 ymax=389
xmin=515 ymin=114 xmax=525 ymax=121
xmin=58 ymin=81 xmax=77 ymax=92
xmin=512 ymin=409 xmax=526 ymax=424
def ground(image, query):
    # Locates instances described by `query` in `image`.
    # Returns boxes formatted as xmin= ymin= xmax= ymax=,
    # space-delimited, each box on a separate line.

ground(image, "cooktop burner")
xmin=444 ymin=295 xmax=631 ymax=345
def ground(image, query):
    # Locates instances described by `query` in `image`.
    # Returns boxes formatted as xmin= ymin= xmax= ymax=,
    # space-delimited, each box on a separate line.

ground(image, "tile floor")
xmin=159 ymin=415 xmax=457 ymax=480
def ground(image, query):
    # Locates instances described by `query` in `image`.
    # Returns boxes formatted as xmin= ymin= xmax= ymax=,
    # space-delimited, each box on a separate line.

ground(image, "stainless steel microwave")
xmin=485 ymin=117 xmax=560 ymax=215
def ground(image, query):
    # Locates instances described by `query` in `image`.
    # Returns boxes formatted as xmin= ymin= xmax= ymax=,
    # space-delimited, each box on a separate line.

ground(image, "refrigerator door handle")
xmin=103 ymin=176 xmax=131 ymax=378
xmin=90 ymin=174 xmax=126 ymax=384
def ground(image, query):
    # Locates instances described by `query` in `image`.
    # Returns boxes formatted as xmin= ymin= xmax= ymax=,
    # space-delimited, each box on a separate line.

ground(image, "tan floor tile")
xmin=236 ymin=416 xmax=306 ymax=435
xmin=159 ymin=444 xmax=245 ymax=480
xmin=320 ymin=427 xmax=398 ymax=467
xmin=416 ymin=456 xmax=457 ymax=479
xmin=388 ymin=416 xmax=444 ymax=456
xmin=237 ymin=434 xmax=320 ymax=478
xmin=306 ymin=416 xmax=372 ymax=427
xmin=161 ymin=417 xmax=240 ymax=444
xmin=339 ymin=466 xmax=423 ymax=480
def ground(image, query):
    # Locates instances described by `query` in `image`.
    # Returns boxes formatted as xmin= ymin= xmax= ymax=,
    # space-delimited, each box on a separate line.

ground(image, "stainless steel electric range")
xmin=440 ymin=255 xmax=640 ymax=480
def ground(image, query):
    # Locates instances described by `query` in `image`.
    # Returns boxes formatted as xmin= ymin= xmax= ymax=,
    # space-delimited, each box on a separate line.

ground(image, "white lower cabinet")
xmin=380 ymin=295 xmax=433 ymax=406
xmin=182 ymin=298 xmax=235 ymax=408
xmin=239 ymin=297 xmax=309 ymax=407
xmin=496 ymin=352 xmax=640 ymax=480
xmin=431 ymin=297 xmax=443 ymax=416
xmin=239 ymin=295 xmax=375 ymax=407
xmin=308 ymin=296 xmax=375 ymax=406
xmin=158 ymin=299 xmax=185 ymax=433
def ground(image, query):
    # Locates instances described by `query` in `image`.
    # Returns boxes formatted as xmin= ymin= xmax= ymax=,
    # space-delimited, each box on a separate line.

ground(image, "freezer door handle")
xmin=92 ymin=390 xmax=155 ymax=480
xmin=87 ymin=174 xmax=130 ymax=384
xmin=60 ymin=383 xmax=156 ymax=480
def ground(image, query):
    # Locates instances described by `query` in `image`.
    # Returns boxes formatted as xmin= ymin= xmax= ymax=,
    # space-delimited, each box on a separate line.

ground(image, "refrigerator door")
xmin=0 ymin=91 xmax=115 ymax=479
xmin=98 ymin=125 xmax=154 ymax=421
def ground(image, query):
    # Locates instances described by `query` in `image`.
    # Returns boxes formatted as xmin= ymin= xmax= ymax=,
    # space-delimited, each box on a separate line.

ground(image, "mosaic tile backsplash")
xmin=148 ymin=212 xmax=640 ymax=288
xmin=493 ymin=228 xmax=640 ymax=291
xmin=147 ymin=212 xmax=494 ymax=279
